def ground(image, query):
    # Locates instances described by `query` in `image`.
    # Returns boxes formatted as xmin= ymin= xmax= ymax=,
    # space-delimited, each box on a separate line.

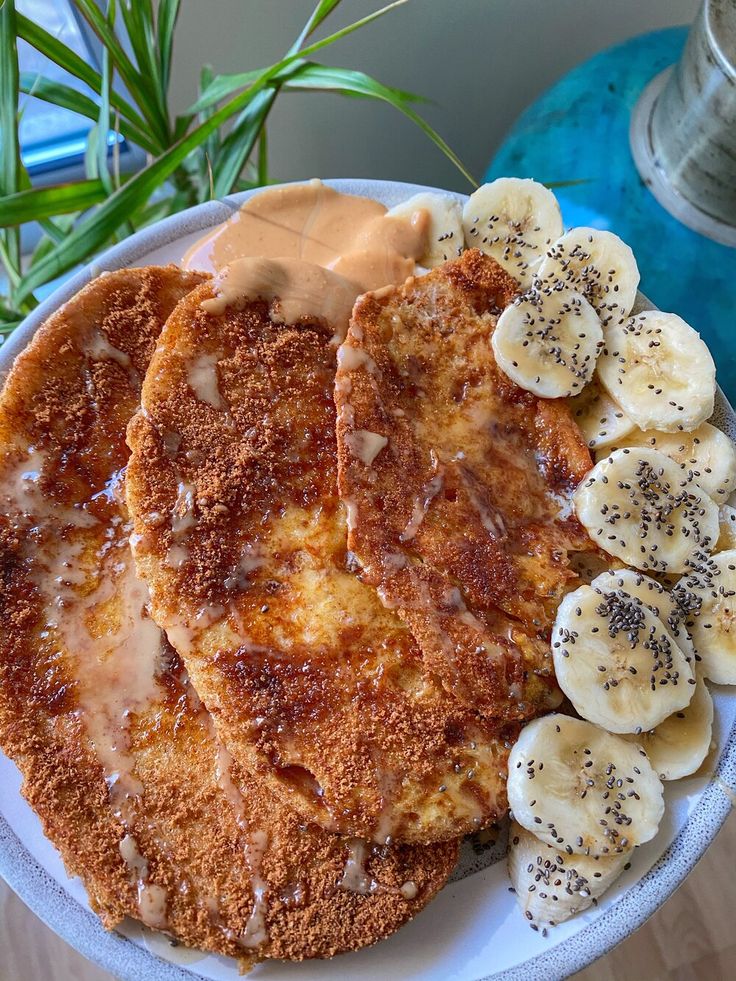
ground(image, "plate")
xmin=1 ymin=179 xmax=735 ymax=981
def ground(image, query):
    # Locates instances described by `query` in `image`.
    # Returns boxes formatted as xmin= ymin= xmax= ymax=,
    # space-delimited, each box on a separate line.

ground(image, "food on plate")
xmin=0 ymin=267 xmax=457 ymax=964
xmin=675 ymin=550 xmax=736 ymax=685
xmin=491 ymin=286 xmax=603 ymax=398
xmin=334 ymin=248 xmax=592 ymax=722
xmin=551 ymin=582 xmax=695 ymax=734
xmin=569 ymin=376 xmax=636 ymax=451
xmin=573 ymin=447 xmax=719 ymax=574
xmin=597 ymin=311 xmax=716 ymax=432
xmin=536 ymin=227 xmax=640 ymax=322
xmin=1 ymin=177 xmax=735 ymax=962
xmin=600 ymin=422 xmax=736 ymax=502
xmin=622 ymin=679 xmax=714 ymax=781
xmin=507 ymin=714 xmax=665 ymax=854
xmin=591 ymin=568 xmax=696 ymax=665
xmin=508 ymin=821 xmax=628 ymax=927
xmin=125 ymin=267 xmax=514 ymax=845
xmin=387 ymin=191 xmax=464 ymax=267
xmin=461 ymin=176 xmax=563 ymax=285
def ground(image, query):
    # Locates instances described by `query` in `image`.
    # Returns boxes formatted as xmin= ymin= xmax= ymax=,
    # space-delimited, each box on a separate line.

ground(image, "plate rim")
xmin=1 ymin=177 xmax=735 ymax=981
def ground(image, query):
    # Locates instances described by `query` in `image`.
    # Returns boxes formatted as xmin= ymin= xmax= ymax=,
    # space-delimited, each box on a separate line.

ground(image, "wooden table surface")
xmin=1 ymin=811 xmax=734 ymax=981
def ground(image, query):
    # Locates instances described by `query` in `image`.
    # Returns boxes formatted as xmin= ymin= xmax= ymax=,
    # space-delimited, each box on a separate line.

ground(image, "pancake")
xmin=125 ymin=274 xmax=516 ymax=845
xmin=334 ymin=249 xmax=594 ymax=722
xmin=0 ymin=267 xmax=457 ymax=963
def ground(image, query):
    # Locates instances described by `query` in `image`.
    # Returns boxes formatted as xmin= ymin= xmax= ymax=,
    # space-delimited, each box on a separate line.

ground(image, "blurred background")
xmin=168 ymin=0 xmax=699 ymax=189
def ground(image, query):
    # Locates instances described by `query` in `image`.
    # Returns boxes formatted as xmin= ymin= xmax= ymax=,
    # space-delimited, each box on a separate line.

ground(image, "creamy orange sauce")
xmin=201 ymin=257 xmax=358 ymax=339
xmin=183 ymin=180 xmax=428 ymax=291
xmin=184 ymin=181 xmax=429 ymax=338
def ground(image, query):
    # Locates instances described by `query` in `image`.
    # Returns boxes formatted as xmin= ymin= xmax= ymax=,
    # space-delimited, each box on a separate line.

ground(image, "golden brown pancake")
xmin=334 ymin=250 xmax=594 ymax=722
xmin=0 ymin=267 xmax=457 ymax=964
xmin=125 ymin=277 xmax=516 ymax=845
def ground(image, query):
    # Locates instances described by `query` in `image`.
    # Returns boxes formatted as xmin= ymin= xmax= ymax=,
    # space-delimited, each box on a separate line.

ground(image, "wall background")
xmin=169 ymin=0 xmax=698 ymax=191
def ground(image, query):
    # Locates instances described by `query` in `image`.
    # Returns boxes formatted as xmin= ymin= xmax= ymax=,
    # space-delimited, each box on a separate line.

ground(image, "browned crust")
xmin=334 ymin=250 xmax=594 ymax=722
xmin=0 ymin=266 xmax=457 ymax=962
xmin=125 ymin=281 xmax=515 ymax=845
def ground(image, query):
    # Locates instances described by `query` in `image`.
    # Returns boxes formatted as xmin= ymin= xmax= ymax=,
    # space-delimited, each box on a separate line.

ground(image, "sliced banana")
xmin=717 ymin=504 xmax=736 ymax=551
xmin=569 ymin=376 xmax=636 ymax=451
xmin=462 ymin=177 xmax=563 ymax=286
xmin=491 ymin=287 xmax=603 ymax=398
xmin=597 ymin=311 xmax=716 ymax=433
xmin=573 ymin=447 xmax=720 ymax=574
xmin=388 ymin=192 xmax=464 ymax=267
xmin=675 ymin=549 xmax=736 ymax=684
xmin=600 ymin=423 xmax=736 ymax=503
xmin=508 ymin=714 xmax=664 ymax=855
xmin=622 ymin=680 xmax=713 ymax=781
xmin=552 ymin=583 xmax=694 ymax=734
xmin=592 ymin=568 xmax=696 ymax=666
xmin=508 ymin=821 xmax=628 ymax=926
xmin=536 ymin=228 xmax=639 ymax=322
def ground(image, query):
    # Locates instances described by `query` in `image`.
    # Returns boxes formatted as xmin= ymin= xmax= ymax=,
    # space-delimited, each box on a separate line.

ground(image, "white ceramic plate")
xmin=1 ymin=179 xmax=735 ymax=981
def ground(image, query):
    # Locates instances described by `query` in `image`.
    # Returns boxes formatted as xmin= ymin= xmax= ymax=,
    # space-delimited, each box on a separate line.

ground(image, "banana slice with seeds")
xmin=552 ymin=583 xmax=694 ymax=734
xmin=536 ymin=228 xmax=639 ymax=322
xmin=675 ymin=550 xmax=736 ymax=684
xmin=388 ymin=192 xmax=464 ymax=268
xmin=622 ymin=679 xmax=713 ymax=781
xmin=507 ymin=714 xmax=664 ymax=855
xmin=573 ymin=447 xmax=720 ymax=574
xmin=492 ymin=287 xmax=603 ymax=398
xmin=508 ymin=821 xmax=629 ymax=927
xmin=600 ymin=423 xmax=736 ymax=503
xmin=592 ymin=568 xmax=696 ymax=666
xmin=597 ymin=311 xmax=716 ymax=433
xmin=569 ymin=376 xmax=636 ymax=451
xmin=462 ymin=178 xmax=563 ymax=286
xmin=717 ymin=505 xmax=736 ymax=551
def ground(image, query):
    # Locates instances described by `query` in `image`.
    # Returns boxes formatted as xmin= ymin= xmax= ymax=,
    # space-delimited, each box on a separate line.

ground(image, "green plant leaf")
xmin=189 ymin=0 xmax=407 ymax=114
xmin=31 ymin=214 xmax=77 ymax=263
xmin=95 ymin=0 xmax=115 ymax=195
xmin=293 ymin=0 xmax=343 ymax=50
xmin=19 ymin=72 xmax=157 ymax=154
xmin=15 ymin=0 xmax=426 ymax=301
xmin=118 ymin=0 xmax=165 ymax=120
xmin=0 ymin=180 xmax=107 ymax=226
xmin=15 ymin=13 xmax=149 ymax=136
xmin=212 ymin=88 xmax=277 ymax=197
xmin=0 ymin=0 xmax=21 ymax=278
xmin=157 ymin=0 xmax=181 ymax=95
xmin=283 ymin=63 xmax=474 ymax=186
xmin=187 ymin=67 xmax=262 ymax=116
xmin=74 ymin=0 xmax=169 ymax=143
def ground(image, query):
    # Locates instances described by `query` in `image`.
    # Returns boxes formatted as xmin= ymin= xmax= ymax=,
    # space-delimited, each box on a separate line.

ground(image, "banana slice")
xmin=388 ymin=192 xmax=464 ymax=267
xmin=508 ymin=714 xmax=664 ymax=855
xmin=717 ymin=505 xmax=736 ymax=551
xmin=676 ymin=550 xmax=736 ymax=684
xmin=569 ymin=376 xmax=636 ymax=451
xmin=508 ymin=821 xmax=628 ymax=927
xmin=622 ymin=680 xmax=713 ymax=781
xmin=552 ymin=583 xmax=695 ymax=734
xmin=573 ymin=447 xmax=720 ymax=574
xmin=536 ymin=228 xmax=639 ymax=322
xmin=600 ymin=423 xmax=736 ymax=503
xmin=592 ymin=568 xmax=696 ymax=666
xmin=491 ymin=287 xmax=603 ymax=397
xmin=597 ymin=311 xmax=716 ymax=433
xmin=462 ymin=178 xmax=563 ymax=285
